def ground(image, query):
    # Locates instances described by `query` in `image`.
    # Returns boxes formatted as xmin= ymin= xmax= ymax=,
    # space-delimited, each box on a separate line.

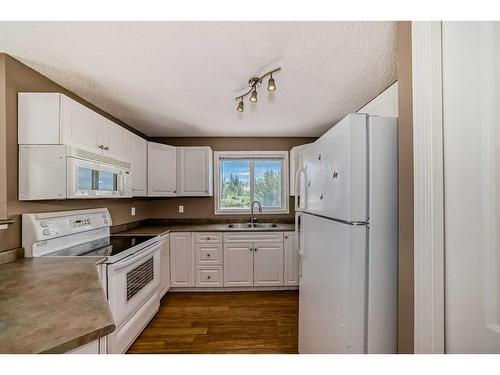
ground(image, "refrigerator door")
xmin=303 ymin=113 xmax=368 ymax=222
xmin=298 ymin=213 xmax=367 ymax=353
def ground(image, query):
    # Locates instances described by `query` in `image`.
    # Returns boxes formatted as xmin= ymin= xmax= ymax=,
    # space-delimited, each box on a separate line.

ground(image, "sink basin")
xmin=252 ymin=223 xmax=278 ymax=228
xmin=227 ymin=223 xmax=252 ymax=229
xmin=227 ymin=223 xmax=278 ymax=229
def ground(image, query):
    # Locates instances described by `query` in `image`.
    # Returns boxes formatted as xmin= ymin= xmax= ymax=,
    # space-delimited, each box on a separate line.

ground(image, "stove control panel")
xmin=23 ymin=208 xmax=112 ymax=241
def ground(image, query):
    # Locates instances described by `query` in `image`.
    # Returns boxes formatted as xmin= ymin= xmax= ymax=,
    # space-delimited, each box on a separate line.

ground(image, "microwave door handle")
xmin=119 ymin=171 xmax=125 ymax=193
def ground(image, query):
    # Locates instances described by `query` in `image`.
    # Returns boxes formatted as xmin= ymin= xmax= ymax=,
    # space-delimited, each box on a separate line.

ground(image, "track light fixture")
xmin=237 ymin=99 xmax=244 ymax=112
xmin=235 ymin=67 xmax=281 ymax=112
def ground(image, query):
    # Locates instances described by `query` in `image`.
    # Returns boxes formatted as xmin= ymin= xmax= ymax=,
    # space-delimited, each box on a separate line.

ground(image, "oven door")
xmin=67 ymin=157 xmax=132 ymax=199
xmin=107 ymin=243 xmax=161 ymax=327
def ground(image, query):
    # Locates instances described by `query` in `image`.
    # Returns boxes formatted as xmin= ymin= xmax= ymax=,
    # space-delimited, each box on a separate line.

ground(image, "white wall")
xmin=357 ymin=82 xmax=398 ymax=117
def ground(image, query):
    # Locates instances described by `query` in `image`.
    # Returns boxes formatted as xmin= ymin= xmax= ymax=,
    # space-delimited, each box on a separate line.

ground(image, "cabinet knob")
xmin=207 ymin=254 xmax=211 ymax=257
xmin=98 ymin=144 xmax=104 ymax=149
xmin=254 ymin=248 xmax=257 ymax=252
xmin=104 ymin=146 xmax=110 ymax=151
xmin=207 ymin=276 xmax=211 ymax=279
xmin=285 ymin=236 xmax=288 ymax=239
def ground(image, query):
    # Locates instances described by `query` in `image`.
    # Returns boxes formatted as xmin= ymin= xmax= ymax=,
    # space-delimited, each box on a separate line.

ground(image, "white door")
xmin=177 ymin=147 xmax=213 ymax=196
xmin=442 ymin=22 xmax=500 ymax=353
xmin=299 ymin=213 xmax=367 ymax=354
xmin=254 ymin=242 xmax=284 ymax=286
xmin=159 ymin=235 xmax=170 ymax=297
xmin=60 ymin=95 xmax=101 ymax=153
xmin=148 ymin=142 xmax=177 ymax=196
xmin=303 ymin=114 xmax=367 ymax=222
xmin=131 ymin=134 xmax=148 ymax=196
xmin=283 ymin=232 xmax=299 ymax=286
xmin=223 ymin=242 xmax=254 ymax=286
xmin=100 ymin=117 xmax=130 ymax=161
xmin=170 ymin=232 xmax=194 ymax=287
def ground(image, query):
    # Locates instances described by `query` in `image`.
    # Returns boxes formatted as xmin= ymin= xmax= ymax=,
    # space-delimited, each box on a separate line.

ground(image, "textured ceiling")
xmin=0 ymin=21 xmax=396 ymax=137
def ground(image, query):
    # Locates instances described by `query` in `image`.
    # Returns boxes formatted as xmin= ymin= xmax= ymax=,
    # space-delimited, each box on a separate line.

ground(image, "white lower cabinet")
xmin=66 ymin=339 xmax=100 ymax=354
xmin=170 ymin=232 xmax=194 ymax=287
xmin=159 ymin=234 xmax=171 ymax=297
xmin=196 ymin=266 xmax=223 ymax=287
xmin=171 ymin=231 xmax=298 ymax=290
xmin=283 ymin=232 xmax=299 ymax=286
xmin=223 ymin=242 xmax=254 ymax=287
xmin=253 ymin=243 xmax=284 ymax=286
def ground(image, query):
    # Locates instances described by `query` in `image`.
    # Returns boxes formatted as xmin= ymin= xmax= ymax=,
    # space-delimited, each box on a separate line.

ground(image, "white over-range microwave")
xmin=19 ymin=144 xmax=133 ymax=200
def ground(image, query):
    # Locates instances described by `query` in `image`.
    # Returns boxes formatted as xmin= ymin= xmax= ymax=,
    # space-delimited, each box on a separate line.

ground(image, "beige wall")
xmin=396 ymin=21 xmax=414 ymax=354
xmin=149 ymin=137 xmax=316 ymax=221
xmin=0 ymin=54 xmax=150 ymax=252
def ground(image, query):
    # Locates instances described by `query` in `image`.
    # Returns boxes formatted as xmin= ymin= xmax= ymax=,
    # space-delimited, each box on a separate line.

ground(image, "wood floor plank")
xmin=127 ymin=291 xmax=299 ymax=354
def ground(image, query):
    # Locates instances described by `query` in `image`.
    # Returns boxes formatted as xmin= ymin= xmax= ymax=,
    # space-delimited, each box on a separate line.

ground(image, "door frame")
xmin=411 ymin=21 xmax=445 ymax=354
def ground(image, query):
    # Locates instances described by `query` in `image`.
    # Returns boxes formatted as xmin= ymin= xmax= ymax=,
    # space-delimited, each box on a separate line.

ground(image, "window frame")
xmin=214 ymin=151 xmax=289 ymax=215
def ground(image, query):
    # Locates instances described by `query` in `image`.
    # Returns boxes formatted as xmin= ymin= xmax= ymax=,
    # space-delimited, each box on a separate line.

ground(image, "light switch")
xmin=131 ymin=207 xmax=136 ymax=216
xmin=179 ymin=205 xmax=184 ymax=213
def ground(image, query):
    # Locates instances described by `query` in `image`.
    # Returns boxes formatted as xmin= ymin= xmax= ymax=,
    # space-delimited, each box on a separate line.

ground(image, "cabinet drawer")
xmin=196 ymin=243 xmax=223 ymax=265
xmin=195 ymin=232 xmax=222 ymax=244
xmin=223 ymin=232 xmax=284 ymax=243
xmin=196 ymin=266 xmax=223 ymax=287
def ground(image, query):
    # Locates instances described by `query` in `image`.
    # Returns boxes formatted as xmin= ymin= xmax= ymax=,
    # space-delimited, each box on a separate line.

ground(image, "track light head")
xmin=267 ymin=75 xmax=276 ymax=92
xmin=249 ymin=89 xmax=258 ymax=103
xmin=237 ymin=99 xmax=244 ymax=112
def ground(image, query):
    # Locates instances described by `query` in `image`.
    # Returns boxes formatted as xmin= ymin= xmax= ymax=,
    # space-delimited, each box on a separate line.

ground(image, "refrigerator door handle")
xmin=294 ymin=159 xmax=306 ymax=212
xmin=295 ymin=212 xmax=303 ymax=278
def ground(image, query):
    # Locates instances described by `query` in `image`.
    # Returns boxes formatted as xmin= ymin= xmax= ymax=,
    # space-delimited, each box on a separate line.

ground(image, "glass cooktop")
xmin=49 ymin=235 xmax=156 ymax=257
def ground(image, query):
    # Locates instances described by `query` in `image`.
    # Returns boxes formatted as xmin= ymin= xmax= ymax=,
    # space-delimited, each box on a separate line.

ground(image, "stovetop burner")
xmin=49 ymin=235 xmax=156 ymax=258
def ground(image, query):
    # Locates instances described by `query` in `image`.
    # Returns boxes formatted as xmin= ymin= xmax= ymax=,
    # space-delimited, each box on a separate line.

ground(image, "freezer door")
xmin=303 ymin=113 xmax=367 ymax=222
xmin=298 ymin=213 xmax=367 ymax=353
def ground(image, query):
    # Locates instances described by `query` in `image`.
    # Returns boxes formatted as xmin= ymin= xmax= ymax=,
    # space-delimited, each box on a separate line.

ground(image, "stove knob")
xmin=40 ymin=221 xmax=48 ymax=228
xmin=104 ymin=219 xmax=108 ymax=224
xmin=42 ymin=229 xmax=50 ymax=236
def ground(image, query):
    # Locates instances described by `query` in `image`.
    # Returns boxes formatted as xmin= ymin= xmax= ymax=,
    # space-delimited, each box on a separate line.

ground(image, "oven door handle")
xmin=109 ymin=242 xmax=160 ymax=272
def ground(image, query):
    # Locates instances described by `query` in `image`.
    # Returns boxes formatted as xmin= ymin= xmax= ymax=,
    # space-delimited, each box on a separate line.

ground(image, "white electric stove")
xmin=22 ymin=208 xmax=161 ymax=354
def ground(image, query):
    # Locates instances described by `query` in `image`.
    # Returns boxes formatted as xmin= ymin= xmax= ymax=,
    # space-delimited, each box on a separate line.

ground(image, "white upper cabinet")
xmin=147 ymin=142 xmax=177 ymax=196
xmin=130 ymin=134 xmax=148 ymax=196
xmin=19 ymin=93 xmax=134 ymax=162
xmin=177 ymin=146 xmax=213 ymax=196
xmin=99 ymin=117 xmax=131 ymax=161
xmin=60 ymin=95 xmax=102 ymax=153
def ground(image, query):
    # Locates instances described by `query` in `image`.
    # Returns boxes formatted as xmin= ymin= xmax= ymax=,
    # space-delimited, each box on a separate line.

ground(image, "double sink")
xmin=227 ymin=222 xmax=279 ymax=229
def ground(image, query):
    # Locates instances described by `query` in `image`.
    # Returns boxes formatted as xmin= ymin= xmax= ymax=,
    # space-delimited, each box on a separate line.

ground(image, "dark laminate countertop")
xmin=0 ymin=257 xmax=115 ymax=354
xmin=116 ymin=223 xmax=296 ymax=236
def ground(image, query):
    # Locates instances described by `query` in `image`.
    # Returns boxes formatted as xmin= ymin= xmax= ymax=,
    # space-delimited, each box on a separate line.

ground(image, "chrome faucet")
xmin=250 ymin=201 xmax=262 ymax=227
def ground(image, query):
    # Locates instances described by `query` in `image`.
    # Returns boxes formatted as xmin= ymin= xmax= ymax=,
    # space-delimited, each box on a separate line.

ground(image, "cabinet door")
xmin=254 ymin=242 xmax=284 ymax=286
xmin=177 ymin=147 xmax=213 ymax=196
xmin=223 ymin=242 xmax=254 ymax=287
xmin=170 ymin=233 xmax=194 ymax=287
xmin=283 ymin=232 xmax=299 ymax=286
xmin=60 ymin=95 xmax=101 ymax=153
xmin=159 ymin=235 xmax=170 ymax=297
xmin=100 ymin=117 xmax=131 ymax=161
xmin=131 ymin=134 xmax=148 ymax=196
xmin=148 ymin=142 xmax=177 ymax=196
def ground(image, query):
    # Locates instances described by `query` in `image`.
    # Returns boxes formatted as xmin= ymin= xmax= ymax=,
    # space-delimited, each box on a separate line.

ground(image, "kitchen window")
xmin=214 ymin=151 xmax=289 ymax=214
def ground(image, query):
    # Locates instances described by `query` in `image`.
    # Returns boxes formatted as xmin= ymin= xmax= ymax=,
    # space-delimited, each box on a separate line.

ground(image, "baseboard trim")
xmin=169 ymin=286 xmax=299 ymax=293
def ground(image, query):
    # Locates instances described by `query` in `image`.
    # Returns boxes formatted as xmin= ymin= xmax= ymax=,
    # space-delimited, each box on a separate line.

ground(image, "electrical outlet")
xmin=179 ymin=205 xmax=184 ymax=213
xmin=131 ymin=207 xmax=136 ymax=216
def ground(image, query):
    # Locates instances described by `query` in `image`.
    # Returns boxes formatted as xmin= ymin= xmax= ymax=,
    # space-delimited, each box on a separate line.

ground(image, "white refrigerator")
xmin=295 ymin=113 xmax=398 ymax=353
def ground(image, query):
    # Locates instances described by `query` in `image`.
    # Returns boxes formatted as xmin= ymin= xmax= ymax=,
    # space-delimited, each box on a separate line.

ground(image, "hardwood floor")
xmin=127 ymin=291 xmax=299 ymax=354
